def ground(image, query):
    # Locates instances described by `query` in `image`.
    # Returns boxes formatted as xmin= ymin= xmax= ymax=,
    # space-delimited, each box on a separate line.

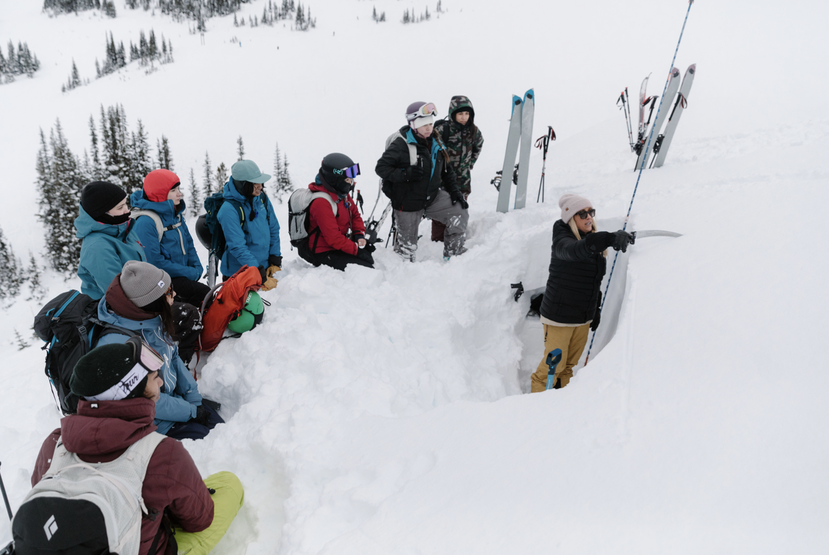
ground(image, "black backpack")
xmin=33 ymin=291 xmax=135 ymax=415
xmin=200 ymin=191 xmax=271 ymax=261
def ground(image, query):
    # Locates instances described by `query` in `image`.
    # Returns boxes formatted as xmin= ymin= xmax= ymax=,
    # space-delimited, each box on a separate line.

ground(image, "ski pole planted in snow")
xmin=535 ymin=126 xmax=556 ymax=203
xmin=585 ymin=0 xmax=695 ymax=366
xmin=545 ymin=349 xmax=563 ymax=390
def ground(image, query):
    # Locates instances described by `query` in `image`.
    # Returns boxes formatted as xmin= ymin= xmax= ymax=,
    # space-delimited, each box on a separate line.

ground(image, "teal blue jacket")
xmin=129 ymin=191 xmax=203 ymax=281
xmin=218 ymin=178 xmax=281 ymax=276
xmin=95 ymin=293 xmax=202 ymax=436
xmin=74 ymin=206 xmax=146 ymax=300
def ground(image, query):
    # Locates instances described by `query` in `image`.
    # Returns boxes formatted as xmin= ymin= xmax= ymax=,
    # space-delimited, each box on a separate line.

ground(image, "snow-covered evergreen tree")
xmin=237 ymin=136 xmax=245 ymax=161
xmin=188 ymin=168 xmax=201 ymax=218
xmin=25 ymin=252 xmax=46 ymax=302
xmin=0 ymin=226 xmax=24 ymax=303
xmin=156 ymin=135 xmax=173 ymax=170
xmin=203 ymin=152 xmax=213 ymax=197
xmin=215 ymin=162 xmax=229 ymax=193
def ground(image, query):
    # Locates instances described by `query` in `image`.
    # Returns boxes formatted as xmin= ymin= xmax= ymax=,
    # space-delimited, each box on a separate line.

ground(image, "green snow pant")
xmin=174 ymin=471 xmax=244 ymax=555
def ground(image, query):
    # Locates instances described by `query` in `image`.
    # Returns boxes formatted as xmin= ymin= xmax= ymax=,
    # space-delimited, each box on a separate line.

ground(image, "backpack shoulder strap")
xmin=224 ymin=199 xmax=246 ymax=230
xmin=131 ymin=209 xmax=181 ymax=242
xmin=310 ymin=192 xmax=338 ymax=217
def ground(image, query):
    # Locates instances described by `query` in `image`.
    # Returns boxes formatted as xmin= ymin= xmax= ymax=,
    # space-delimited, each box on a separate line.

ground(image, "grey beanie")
xmin=120 ymin=261 xmax=171 ymax=307
xmin=559 ymin=193 xmax=593 ymax=223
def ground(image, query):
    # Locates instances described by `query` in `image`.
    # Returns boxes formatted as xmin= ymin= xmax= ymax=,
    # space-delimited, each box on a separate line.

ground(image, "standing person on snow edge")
xmin=217 ymin=159 xmax=281 ymax=290
xmin=75 ymin=181 xmax=146 ymax=300
xmin=25 ymin=342 xmax=243 ymax=555
xmin=130 ymin=168 xmax=210 ymax=308
xmin=531 ymin=194 xmax=635 ymax=393
xmin=375 ymin=101 xmax=469 ymax=262
xmin=95 ymin=260 xmax=224 ymax=439
xmin=432 ymin=95 xmax=484 ymax=243
xmin=298 ymin=152 xmax=375 ymax=271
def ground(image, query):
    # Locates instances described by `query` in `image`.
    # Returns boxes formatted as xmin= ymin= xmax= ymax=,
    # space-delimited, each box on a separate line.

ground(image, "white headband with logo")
xmin=85 ymin=364 xmax=148 ymax=402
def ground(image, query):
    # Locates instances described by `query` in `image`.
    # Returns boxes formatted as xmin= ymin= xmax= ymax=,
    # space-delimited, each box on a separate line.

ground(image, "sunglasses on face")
xmin=576 ymin=209 xmax=596 ymax=219
xmin=333 ymin=163 xmax=361 ymax=179
xmin=406 ymin=102 xmax=438 ymax=122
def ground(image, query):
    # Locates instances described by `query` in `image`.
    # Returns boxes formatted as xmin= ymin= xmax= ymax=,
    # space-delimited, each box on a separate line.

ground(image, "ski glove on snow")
xmin=268 ymin=255 xmax=283 ymax=268
xmin=450 ymin=190 xmax=469 ymax=210
xmin=258 ymin=265 xmax=278 ymax=291
xmin=193 ymin=405 xmax=212 ymax=427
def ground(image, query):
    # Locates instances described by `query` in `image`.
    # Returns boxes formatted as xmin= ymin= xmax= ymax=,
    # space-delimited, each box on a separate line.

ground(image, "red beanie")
xmin=143 ymin=169 xmax=180 ymax=202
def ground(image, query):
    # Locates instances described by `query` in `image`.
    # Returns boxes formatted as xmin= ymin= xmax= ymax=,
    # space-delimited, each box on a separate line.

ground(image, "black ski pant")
xmin=298 ymin=241 xmax=374 ymax=271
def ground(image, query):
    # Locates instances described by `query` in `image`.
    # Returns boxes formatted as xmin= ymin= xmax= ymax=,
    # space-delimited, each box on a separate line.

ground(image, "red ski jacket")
xmin=307 ymin=183 xmax=366 ymax=255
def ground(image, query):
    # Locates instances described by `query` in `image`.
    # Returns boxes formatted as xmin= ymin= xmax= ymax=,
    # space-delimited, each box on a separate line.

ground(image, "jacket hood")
xmin=312 ymin=176 xmax=344 ymax=199
xmin=75 ymin=205 xmax=131 ymax=240
xmin=129 ymin=189 xmax=183 ymax=223
xmin=222 ymin=177 xmax=248 ymax=203
xmin=60 ymin=398 xmax=158 ymax=457
xmin=143 ymin=169 xmax=180 ymax=202
xmin=448 ymin=95 xmax=475 ymax=121
xmin=101 ymin=275 xmax=163 ymax=326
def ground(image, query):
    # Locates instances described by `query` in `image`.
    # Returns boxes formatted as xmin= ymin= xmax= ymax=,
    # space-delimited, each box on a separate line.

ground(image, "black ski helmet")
xmin=195 ymin=214 xmax=212 ymax=250
xmin=320 ymin=152 xmax=356 ymax=195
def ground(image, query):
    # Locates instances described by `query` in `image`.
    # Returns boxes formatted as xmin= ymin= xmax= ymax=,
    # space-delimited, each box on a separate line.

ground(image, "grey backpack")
xmin=12 ymin=432 xmax=166 ymax=555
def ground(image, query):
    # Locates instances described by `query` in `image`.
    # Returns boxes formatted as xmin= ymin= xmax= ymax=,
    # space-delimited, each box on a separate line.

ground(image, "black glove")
xmin=584 ymin=231 xmax=616 ymax=253
xmin=450 ymin=190 xmax=469 ymax=209
xmin=202 ymin=398 xmax=222 ymax=412
xmin=611 ymin=230 xmax=635 ymax=252
xmin=356 ymin=248 xmax=374 ymax=263
xmin=258 ymin=265 xmax=267 ymax=284
xmin=407 ymin=164 xmax=425 ymax=181
xmin=268 ymin=255 xmax=283 ymax=268
xmin=591 ymin=292 xmax=602 ymax=332
xmin=192 ymin=405 xmax=211 ymax=427
xmin=362 ymin=243 xmax=376 ymax=255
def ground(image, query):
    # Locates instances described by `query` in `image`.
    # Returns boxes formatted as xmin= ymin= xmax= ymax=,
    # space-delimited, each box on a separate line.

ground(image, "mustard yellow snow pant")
xmin=530 ymin=323 xmax=590 ymax=392
xmin=174 ymin=471 xmax=244 ymax=555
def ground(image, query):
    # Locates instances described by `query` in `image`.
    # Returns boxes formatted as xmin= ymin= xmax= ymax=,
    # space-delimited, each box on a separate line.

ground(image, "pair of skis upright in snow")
xmin=496 ymin=89 xmax=535 ymax=213
xmin=623 ymin=64 xmax=696 ymax=171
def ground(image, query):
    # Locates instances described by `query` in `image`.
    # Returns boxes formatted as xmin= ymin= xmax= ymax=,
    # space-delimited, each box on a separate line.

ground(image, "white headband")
xmin=85 ymin=364 xmax=148 ymax=402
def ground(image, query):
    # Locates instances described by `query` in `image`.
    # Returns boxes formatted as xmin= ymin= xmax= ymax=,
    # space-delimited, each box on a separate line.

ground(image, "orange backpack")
xmin=199 ymin=265 xmax=263 ymax=353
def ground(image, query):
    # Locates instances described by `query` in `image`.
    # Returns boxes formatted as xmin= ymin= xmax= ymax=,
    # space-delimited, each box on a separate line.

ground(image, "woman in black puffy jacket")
xmin=531 ymin=194 xmax=634 ymax=392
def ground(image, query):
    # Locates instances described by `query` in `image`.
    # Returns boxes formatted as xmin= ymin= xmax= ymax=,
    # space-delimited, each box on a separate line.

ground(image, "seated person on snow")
xmin=95 ymin=260 xmax=223 ymax=440
xmin=217 ymin=159 xmax=281 ymax=290
xmin=75 ymin=181 xmax=146 ymax=300
xmin=130 ymin=168 xmax=210 ymax=308
xmin=24 ymin=342 xmax=243 ymax=555
xmin=297 ymin=152 xmax=374 ymax=271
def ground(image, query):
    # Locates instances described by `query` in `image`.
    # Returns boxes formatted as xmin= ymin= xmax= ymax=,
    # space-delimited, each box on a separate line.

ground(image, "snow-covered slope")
xmin=2 ymin=1 xmax=828 ymax=553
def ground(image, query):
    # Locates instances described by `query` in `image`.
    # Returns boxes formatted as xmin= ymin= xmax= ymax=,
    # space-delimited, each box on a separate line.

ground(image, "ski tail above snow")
xmin=496 ymin=95 xmax=523 ymax=213
xmin=652 ymin=63 xmax=696 ymax=168
xmin=635 ymin=66 xmax=680 ymax=171
xmin=514 ymin=89 xmax=535 ymax=210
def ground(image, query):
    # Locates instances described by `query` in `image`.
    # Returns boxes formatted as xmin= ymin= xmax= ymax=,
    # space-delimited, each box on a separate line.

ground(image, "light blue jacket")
xmin=218 ymin=178 xmax=281 ymax=276
xmin=95 ymin=297 xmax=202 ymax=435
xmin=75 ymin=206 xmax=146 ymax=300
xmin=129 ymin=191 xmax=203 ymax=282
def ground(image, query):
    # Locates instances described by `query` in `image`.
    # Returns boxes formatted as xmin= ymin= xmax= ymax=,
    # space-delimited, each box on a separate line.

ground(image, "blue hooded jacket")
xmin=75 ymin=206 xmax=146 ymax=300
xmin=218 ymin=177 xmax=281 ymax=276
xmin=129 ymin=190 xmax=203 ymax=282
xmin=94 ymin=294 xmax=202 ymax=436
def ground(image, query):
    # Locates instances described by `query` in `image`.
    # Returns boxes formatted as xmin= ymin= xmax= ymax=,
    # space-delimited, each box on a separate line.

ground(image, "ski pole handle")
xmin=545 ymin=348 xmax=563 ymax=390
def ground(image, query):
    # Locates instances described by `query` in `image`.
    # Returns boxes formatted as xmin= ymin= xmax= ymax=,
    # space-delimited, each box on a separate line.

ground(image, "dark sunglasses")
xmin=576 ymin=209 xmax=596 ymax=219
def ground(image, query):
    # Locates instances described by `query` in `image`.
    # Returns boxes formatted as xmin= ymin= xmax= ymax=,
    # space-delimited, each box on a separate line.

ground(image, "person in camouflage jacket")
xmin=432 ymin=95 xmax=484 ymax=242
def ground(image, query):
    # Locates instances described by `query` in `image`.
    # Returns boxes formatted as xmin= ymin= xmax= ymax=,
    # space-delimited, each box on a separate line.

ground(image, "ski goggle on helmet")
xmin=405 ymin=102 xmax=438 ymax=122
xmin=332 ymin=163 xmax=361 ymax=179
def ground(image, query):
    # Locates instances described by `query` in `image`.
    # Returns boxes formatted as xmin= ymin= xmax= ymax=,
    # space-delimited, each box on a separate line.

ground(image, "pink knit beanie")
xmin=559 ymin=193 xmax=592 ymax=223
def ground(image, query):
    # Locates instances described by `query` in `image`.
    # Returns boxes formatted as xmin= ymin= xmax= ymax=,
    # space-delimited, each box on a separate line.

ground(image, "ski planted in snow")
xmin=635 ymin=67 xmax=680 ymax=171
xmin=652 ymin=64 xmax=696 ymax=168
xmin=514 ymin=89 xmax=535 ymax=210
xmin=633 ymin=74 xmax=656 ymax=161
xmin=496 ymin=95 xmax=523 ymax=213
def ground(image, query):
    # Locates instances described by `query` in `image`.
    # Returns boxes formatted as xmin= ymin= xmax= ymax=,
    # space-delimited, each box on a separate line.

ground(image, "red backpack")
xmin=199 ymin=265 xmax=263 ymax=353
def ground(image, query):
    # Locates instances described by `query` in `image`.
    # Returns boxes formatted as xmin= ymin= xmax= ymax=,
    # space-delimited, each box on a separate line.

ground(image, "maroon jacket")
xmin=307 ymin=182 xmax=366 ymax=255
xmin=32 ymin=398 xmax=213 ymax=555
